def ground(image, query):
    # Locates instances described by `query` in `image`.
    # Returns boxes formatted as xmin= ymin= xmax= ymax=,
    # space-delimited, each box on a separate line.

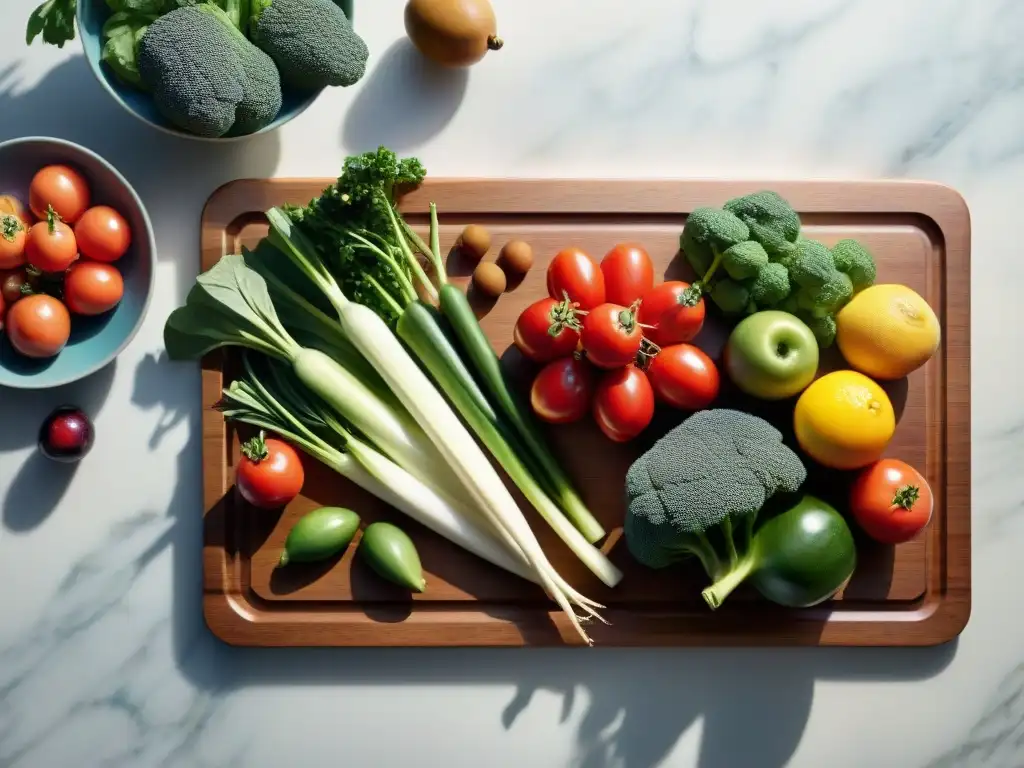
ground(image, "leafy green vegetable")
xmin=285 ymin=147 xmax=610 ymax=549
xmin=101 ymin=11 xmax=157 ymax=90
xmin=26 ymin=0 xmax=77 ymax=47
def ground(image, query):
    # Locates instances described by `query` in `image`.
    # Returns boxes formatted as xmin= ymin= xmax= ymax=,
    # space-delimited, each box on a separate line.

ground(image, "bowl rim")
xmin=0 ymin=135 xmax=157 ymax=390
xmin=75 ymin=0 xmax=323 ymax=143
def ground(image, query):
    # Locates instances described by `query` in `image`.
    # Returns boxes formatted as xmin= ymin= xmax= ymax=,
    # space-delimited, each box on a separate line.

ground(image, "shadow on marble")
xmin=342 ymin=37 xmax=469 ymax=153
xmin=0 ymin=57 xmax=283 ymax=265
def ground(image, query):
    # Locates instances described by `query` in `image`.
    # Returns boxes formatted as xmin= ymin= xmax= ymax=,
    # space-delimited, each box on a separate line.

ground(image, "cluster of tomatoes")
xmin=0 ymin=164 xmax=131 ymax=359
xmin=514 ymin=243 xmax=720 ymax=443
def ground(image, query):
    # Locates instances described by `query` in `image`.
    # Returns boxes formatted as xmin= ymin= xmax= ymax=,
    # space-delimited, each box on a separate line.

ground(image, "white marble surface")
xmin=0 ymin=0 xmax=1017 ymax=765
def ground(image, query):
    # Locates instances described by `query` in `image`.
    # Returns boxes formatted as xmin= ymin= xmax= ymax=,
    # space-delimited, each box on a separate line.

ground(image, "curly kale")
xmin=285 ymin=147 xmax=427 ymax=323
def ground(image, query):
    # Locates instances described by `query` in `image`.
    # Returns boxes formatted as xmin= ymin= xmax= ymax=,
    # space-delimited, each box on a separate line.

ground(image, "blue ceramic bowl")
xmin=0 ymin=137 xmax=155 ymax=390
xmin=77 ymin=0 xmax=354 ymax=141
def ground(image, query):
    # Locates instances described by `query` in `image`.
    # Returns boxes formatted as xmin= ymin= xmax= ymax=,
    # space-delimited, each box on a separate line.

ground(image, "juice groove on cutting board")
xmin=199 ymin=178 xmax=971 ymax=647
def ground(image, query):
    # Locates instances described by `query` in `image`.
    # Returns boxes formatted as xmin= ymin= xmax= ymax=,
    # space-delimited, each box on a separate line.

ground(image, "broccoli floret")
xmin=808 ymin=272 xmax=853 ymax=314
xmin=249 ymin=0 xmax=368 ymax=91
xmin=788 ymin=239 xmax=835 ymax=289
xmin=721 ymin=240 xmax=769 ymax=280
xmin=830 ymin=238 xmax=877 ymax=291
xmin=724 ymin=190 xmax=801 ymax=259
xmin=680 ymin=207 xmax=750 ymax=278
xmin=710 ymin=279 xmax=751 ymax=315
xmin=748 ymin=261 xmax=790 ymax=307
xmin=624 ymin=409 xmax=807 ymax=584
xmin=138 ymin=4 xmax=283 ymax=138
xmin=800 ymin=313 xmax=837 ymax=347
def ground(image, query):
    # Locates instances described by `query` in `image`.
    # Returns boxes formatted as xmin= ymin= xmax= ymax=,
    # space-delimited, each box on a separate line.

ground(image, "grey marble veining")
xmin=0 ymin=0 xmax=1021 ymax=766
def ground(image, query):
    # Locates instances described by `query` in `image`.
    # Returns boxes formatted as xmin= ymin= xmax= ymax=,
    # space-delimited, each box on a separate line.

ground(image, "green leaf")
xmin=100 ymin=12 xmax=154 ymax=90
xmin=26 ymin=0 xmax=78 ymax=47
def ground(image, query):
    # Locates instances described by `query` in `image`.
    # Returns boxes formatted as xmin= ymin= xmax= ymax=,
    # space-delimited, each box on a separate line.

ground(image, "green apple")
xmin=725 ymin=311 xmax=819 ymax=400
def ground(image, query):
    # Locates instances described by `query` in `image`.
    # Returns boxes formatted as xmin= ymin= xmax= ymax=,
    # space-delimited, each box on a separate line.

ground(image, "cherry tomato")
xmin=513 ymin=296 xmax=582 ymax=363
xmin=530 ymin=356 xmax=595 ymax=424
xmin=0 ymin=195 xmax=28 ymax=223
xmin=5 ymin=294 xmax=71 ymax=358
xmin=64 ymin=261 xmax=124 ymax=315
xmin=646 ymin=344 xmax=720 ymax=410
xmin=580 ymin=302 xmax=643 ymax=369
xmin=601 ymin=243 xmax=655 ymax=307
xmin=593 ymin=365 xmax=655 ymax=442
xmin=26 ymin=208 xmax=78 ymax=273
xmin=0 ymin=215 xmax=27 ymax=269
xmin=29 ymin=164 xmax=91 ymax=224
xmin=236 ymin=430 xmax=305 ymax=509
xmin=74 ymin=205 xmax=132 ymax=263
xmin=547 ymin=247 xmax=606 ymax=310
xmin=1 ymin=269 xmax=29 ymax=304
xmin=849 ymin=459 xmax=934 ymax=544
xmin=636 ymin=280 xmax=706 ymax=347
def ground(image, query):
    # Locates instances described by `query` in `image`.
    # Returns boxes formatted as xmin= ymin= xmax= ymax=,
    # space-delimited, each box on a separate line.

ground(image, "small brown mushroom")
xmin=498 ymin=239 xmax=533 ymax=275
xmin=457 ymin=224 xmax=491 ymax=262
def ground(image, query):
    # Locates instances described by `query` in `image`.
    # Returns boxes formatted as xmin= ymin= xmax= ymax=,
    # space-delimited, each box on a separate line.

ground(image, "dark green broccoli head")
xmin=800 ymin=313 xmax=837 ymax=347
xmin=624 ymin=409 xmax=807 ymax=569
xmin=788 ymin=239 xmax=835 ymax=289
xmin=250 ymin=0 xmax=369 ymax=91
xmin=724 ymin=191 xmax=801 ymax=259
xmin=748 ymin=261 xmax=791 ymax=307
xmin=721 ymin=240 xmax=769 ymax=280
xmin=710 ymin=279 xmax=752 ymax=315
xmin=680 ymin=207 xmax=750 ymax=277
xmin=138 ymin=4 xmax=282 ymax=137
xmin=830 ymin=239 xmax=877 ymax=292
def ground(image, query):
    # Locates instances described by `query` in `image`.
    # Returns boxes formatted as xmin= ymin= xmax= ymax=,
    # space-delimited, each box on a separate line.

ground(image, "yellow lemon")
xmin=835 ymin=284 xmax=940 ymax=380
xmin=793 ymin=370 xmax=895 ymax=470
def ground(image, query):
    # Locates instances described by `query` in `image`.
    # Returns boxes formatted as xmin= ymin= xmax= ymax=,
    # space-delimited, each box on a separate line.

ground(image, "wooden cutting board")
xmin=199 ymin=178 xmax=970 ymax=647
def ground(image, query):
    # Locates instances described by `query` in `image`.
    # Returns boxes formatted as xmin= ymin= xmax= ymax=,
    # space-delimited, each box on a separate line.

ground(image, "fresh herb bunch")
xmin=285 ymin=147 xmax=427 ymax=324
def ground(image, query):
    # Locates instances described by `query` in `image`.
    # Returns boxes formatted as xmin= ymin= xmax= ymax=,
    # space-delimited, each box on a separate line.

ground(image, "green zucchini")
xmin=278 ymin=507 xmax=361 ymax=567
xmin=358 ymin=521 xmax=426 ymax=592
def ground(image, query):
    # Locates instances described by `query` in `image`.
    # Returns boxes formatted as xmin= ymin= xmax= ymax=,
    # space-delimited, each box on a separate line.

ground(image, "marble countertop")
xmin=0 ymin=0 xmax=1014 ymax=766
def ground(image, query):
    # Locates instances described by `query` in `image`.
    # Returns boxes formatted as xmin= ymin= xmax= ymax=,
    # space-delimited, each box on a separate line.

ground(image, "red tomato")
xmin=1 ymin=269 xmax=29 ymax=304
xmin=636 ymin=280 xmax=706 ymax=347
xmin=25 ymin=209 xmax=78 ymax=273
xmin=601 ymin=243 xmax=654 ymax=307
xmin=849 ymin=459 xmax=934 ymax=544
xmin=547 ymin=247 xmax=606 ymax=310
xmin=5 ymin=294 xmax=71 ymax=358
xmin=236 ymin=431 xmax=305 ymax=509
xmin=0 ymin=215 xmax=27 ymax=269
xmin=646 ymin=344 xmax=720 ymax=410
xmin=29 ymin=164 xmax=91 ymax=223
xmin=530 ymin=356 xmax=595 ymax=424
xmin=74 ymin=205 xmax=131 ymax=263
xmin=0 ymin=292 xmax=5 ymax=332
xmin=513 ymin=296 xmax=581 ymax=363
xmin=580 ymin=303 xmax=643 ymax=369
xmin=63 ymin=261 xmax=124 ymax=315
xmin=593 ymin=365 xmax=655 ymax=442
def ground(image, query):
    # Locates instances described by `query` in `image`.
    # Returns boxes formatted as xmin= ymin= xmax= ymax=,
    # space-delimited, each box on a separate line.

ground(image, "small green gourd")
xmin=278 ymin=507 xmax=361 ymax=567
xmin=359 ymin=521 xmax=426 ymax=592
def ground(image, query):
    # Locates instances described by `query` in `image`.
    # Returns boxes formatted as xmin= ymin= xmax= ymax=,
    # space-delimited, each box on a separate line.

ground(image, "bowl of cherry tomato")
xmin=0 ymin=136 xmax=155 ymax=389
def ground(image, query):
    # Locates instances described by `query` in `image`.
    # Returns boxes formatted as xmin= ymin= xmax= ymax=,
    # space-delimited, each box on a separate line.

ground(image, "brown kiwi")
xmin=404 ymin=0 xmax=504 ymax=68
xmin=498 ymin=240 xmax=533 ymax=274
xmin=472 ymin=262 xmax=506 ymax=298
xmin=457 ymin=224 xmax=491 ymax=261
